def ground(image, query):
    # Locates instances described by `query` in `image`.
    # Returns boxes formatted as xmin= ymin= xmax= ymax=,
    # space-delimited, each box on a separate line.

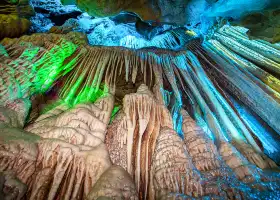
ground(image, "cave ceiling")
xmin=32 ymin=0 xmax=280 ymax=44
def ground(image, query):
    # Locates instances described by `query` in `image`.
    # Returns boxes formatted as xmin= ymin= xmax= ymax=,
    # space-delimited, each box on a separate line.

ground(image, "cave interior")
xmin=0 ymin=0 xmax=280 ymax=199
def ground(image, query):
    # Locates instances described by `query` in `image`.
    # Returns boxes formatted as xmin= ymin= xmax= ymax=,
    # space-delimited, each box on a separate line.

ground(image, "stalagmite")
xmin=182 ymin=110 xmax=221 ymax=175
xmin=86 ymin=165 xmax=138 ymax=200
xmin=181 ymin=109 xmax=280 ymax=198
xmin=150 ymin=127 xmax=204 ymax=199
xmin=0 ymin=171 xmax=27 ymax=200
xmin=106 ymin=84 xmax=173 ymax=199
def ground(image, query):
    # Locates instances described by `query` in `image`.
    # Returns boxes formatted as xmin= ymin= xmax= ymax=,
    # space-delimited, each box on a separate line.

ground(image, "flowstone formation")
xmin=1 ymin=0 xmax=280 ymax=200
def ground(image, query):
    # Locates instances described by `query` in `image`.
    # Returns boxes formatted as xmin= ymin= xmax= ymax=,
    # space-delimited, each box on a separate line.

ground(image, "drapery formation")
xmin=0 ymin=25 xmax=280 ymax=199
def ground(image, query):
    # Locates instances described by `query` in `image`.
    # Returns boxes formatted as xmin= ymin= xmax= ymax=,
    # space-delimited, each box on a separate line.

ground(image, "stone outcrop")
xmin=235 ymin=8 xmax=280 ymax=44
xmin=86 ymin=165 xmax=138 ymax=200
xmin=61 ymin=0 xmax=161 ymax=21
xmin=0 ymin=0 xmax=34 ymax=40
xmin=0 ymin=95 xmax=138 ymax=199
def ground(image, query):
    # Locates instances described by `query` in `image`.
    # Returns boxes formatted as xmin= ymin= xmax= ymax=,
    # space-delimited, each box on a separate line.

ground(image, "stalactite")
xmin=0 ymin=32 xmax=84 ymax=104
xmin=120 ymin=28 xmax=194 ymax=50
xmin=227 ymin=95 xmax=280 ymax=163
xmin=1 ymin=24 xmax=280 ymax=199
xmin=207 ymin=39 xmax=280 ymax=95
xmin=187 ymin=50 xmax=263 ymax=153
xmin=213 ymin=30 xmax=280 ymax=77
xmin=2 ymin=30 xmax=280 ymax=156
xmin=200 ymin=28 xmax=280 ymax=160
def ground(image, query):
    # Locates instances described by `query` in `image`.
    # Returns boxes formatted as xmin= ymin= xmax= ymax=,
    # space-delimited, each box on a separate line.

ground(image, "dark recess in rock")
xmin=49 ymin=10 xmax=82 ymax=26
xmin=33 ymin=6 xmax=82 ymax=26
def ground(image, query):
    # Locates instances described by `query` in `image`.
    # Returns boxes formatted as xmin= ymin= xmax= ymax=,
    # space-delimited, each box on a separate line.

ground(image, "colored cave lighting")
xmin=1 ymin=0 xmax=280 ymax=195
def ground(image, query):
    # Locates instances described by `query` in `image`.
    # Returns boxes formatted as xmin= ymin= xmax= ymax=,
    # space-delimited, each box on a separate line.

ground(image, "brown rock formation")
xmin=106 ymin=84 xmax=173 ymax=199
xmin=87 ymin=165 xmax=138 ymax=200
xmin=0 ymin=95 xmax=138 ymax=199
xmin=0 ymin=14 xmax=31 ymax=40
xmin=0 ymin=171 xmax=27 ymax=200
xmin=0 ymin=0 xmax=34 ymax=40
xmin=237 ymin=8 xmax=280 ymax=44
xmin=61 ymin=0 xmax=161 ymax=21
xmin=150 ymin=127 xmax=203 ymax=199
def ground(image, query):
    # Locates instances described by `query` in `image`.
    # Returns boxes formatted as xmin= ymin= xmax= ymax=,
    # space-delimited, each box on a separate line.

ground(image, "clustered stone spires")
xmin=1 ymin=26 xmax=280 ymax=199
